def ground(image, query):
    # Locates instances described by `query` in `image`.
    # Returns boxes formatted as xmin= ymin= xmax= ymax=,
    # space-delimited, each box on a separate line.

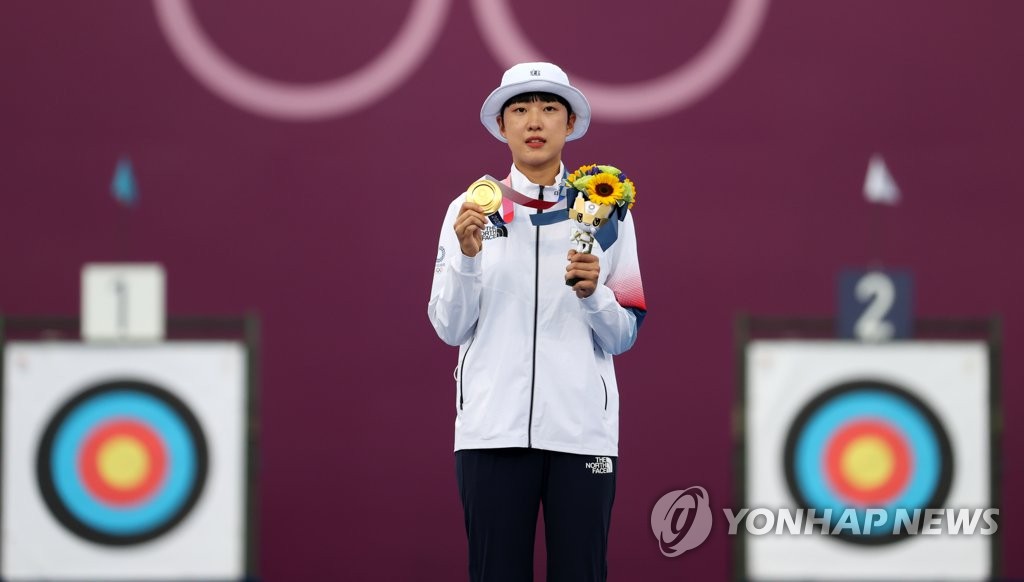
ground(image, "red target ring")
xmin=824 ymin=419 xmax=911 ymax=506
xmin=79 ymin=419 xmax=168 ymax=507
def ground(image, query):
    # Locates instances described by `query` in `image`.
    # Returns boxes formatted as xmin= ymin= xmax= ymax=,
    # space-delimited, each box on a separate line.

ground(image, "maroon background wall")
xmin=3 ymin=1 xmax=1023 ymax=579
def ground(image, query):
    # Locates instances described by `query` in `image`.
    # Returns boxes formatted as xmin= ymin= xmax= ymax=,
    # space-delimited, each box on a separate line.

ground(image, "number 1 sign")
xmin=81 ymin=263 xmax=166 ymax=342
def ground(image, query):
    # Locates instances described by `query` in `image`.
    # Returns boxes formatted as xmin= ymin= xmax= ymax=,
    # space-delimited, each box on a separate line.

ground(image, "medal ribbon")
xmin=487 ymin=172 xmax=629 ymax=250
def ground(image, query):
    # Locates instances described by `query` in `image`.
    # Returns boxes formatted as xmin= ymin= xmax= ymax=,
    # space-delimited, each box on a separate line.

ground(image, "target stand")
xmin=0 ymin=314 xmax=260 ymax=581
xmin=733 ymin=315 xmax=1001 ymax=581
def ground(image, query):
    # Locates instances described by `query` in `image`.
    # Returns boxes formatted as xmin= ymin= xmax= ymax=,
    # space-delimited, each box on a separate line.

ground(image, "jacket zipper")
xmin=458 ymin=337 xmax=474 ymax=410
xmin=528 ymin=186 xmax=543 ymax=447
xmin=601 ymin=375 xmax=608 ymax=411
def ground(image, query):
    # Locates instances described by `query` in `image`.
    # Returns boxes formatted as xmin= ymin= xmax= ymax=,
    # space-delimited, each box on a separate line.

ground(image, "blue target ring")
xmin=37 ymin=381 xmax=208 ymax=546
xmin=783 ymin=380 xmax=953 ymax=545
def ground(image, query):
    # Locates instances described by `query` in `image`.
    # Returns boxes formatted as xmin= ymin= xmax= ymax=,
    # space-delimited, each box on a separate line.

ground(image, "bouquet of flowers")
xmin=564 ymin=164 xmax=636 ymax=210
xmin=563 ymin=164 xmax=636 ymax=254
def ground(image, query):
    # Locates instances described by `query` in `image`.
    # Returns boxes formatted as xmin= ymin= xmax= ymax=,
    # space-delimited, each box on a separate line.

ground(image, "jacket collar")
xmin=509 ymin=163 xmax=566 ymax=202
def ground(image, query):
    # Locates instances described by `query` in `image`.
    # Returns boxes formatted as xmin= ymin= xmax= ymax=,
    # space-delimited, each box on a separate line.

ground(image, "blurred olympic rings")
xmin=153 ymin=0 xmax=769 ymax=122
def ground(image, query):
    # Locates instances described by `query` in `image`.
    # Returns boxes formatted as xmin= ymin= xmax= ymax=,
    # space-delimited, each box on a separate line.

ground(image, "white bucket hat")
xmin=480 ymin=62 xmax=591 ymax=143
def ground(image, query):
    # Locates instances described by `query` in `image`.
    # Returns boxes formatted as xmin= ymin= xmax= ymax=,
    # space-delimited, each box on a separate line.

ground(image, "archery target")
xmin=744 ymin=341 xmax=991 ymax=581
xmin=2 ymin=342 xmax=248 ymax=580
xmin=36 ymin=380 xmax=209 ymax=546
xmin=783 ymin=380 xmax=954 ymax=545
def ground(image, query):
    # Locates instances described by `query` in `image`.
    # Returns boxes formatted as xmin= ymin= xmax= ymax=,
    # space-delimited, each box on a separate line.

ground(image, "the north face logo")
xmin=586 ymin=457 xmax=613 ymax=474
xmin=482 ymin=224 xmax=507 ymax=239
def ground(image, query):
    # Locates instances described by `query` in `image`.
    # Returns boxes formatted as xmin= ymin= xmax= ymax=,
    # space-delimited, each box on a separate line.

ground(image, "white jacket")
xmin=428 ymin=164 xmax=647 ymax=456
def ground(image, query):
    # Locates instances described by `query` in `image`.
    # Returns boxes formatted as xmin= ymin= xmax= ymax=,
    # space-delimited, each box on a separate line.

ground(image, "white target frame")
xmin=739 ymin=338 xmax=995 ymax=580
xmin=1 ymin=340 xmax=251 ymax=580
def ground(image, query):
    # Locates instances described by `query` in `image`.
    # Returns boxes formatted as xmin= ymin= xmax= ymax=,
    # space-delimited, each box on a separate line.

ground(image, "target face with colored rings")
xmin=783 ymin=380 xmax=953 ymax=545
xmin=36 ymin=380 xmax=209 ymax=546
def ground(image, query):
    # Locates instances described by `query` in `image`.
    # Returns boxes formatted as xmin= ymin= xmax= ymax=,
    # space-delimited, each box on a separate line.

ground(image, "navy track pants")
xmin=455 ymin=448 xmax=617 ymax=582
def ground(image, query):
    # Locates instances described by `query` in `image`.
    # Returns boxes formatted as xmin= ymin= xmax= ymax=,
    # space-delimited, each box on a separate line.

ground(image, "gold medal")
xmin=467 ymin=179 xmax=503 ymax=215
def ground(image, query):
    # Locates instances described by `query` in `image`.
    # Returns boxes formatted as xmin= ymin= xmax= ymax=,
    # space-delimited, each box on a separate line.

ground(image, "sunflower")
xmin=585 ymin=173 xmax=624 ymax=205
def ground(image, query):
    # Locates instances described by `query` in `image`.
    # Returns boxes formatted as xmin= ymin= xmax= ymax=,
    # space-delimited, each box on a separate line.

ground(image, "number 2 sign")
xmin=837 ymin=270 xmax=913 ymax=341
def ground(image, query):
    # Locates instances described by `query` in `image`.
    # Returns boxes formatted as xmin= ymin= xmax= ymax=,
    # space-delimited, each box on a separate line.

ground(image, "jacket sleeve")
xmin=578 ymin=211 xmax=648 ymax=356
xmin=428 ymin=195 xmax=482 ymax=346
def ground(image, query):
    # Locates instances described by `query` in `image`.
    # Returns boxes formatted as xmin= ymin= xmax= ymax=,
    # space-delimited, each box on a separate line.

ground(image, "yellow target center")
xmin=840 ymin=435 xmax=894 ymax=491
xmin=96 ymin=435 xmax=150 ymax=490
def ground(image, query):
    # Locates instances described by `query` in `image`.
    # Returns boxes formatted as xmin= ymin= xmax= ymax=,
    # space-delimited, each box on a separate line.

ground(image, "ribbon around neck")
xmin=484 ymin=173 xmax=629 ymax=250
xmin=484 ymin=175 xmax=560 ymax=210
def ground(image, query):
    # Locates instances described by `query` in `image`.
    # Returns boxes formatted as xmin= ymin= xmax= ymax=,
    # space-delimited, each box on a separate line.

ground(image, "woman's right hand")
xmin=454 ymin=202 xmax=487 ymax=257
